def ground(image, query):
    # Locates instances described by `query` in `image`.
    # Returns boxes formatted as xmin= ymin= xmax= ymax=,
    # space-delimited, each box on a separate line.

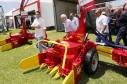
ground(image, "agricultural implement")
xmin=19 ymin=0 xmax=99 ymax=84
xmin=19 ymin=0 xmax=127 ymax=84
xmin=96 ymin=3 xmax=127 ymax=67
xmin=0 ymin=29 xmax=34 ymax=52
xmin=96 ymin=31 xmax=127 ymax=67
xmin=0 ymin=0 xmax=34 ymax=52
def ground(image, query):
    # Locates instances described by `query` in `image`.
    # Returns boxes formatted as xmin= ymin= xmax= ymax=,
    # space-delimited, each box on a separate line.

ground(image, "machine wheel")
xmin=84 ymin=48 xmax=99 ymax=75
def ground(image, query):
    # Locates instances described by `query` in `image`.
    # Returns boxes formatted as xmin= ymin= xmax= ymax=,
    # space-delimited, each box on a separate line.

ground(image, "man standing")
xmin=95 ymin=9 xmax=109 ymax=42
xmin=70 ymin=13 xmax=79 ymax=31
xmin=26 ymin=18 xmax=31 ymax=29
xmin=60 ymin=14 xmax=75 ymax=33
xmin=115 ymin=9 xmax=127 ymax=46
xmin=31 ymin=11 xmax=47 ymax=53
xmin=101 ymin=11 xmax=112 ymax=42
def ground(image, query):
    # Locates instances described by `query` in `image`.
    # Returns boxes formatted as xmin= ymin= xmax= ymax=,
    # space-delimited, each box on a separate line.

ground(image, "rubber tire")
xmin=84 ymin=48 xmax=99 ymax=75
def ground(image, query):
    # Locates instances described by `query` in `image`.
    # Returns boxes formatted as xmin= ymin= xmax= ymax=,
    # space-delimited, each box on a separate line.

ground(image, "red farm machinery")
xmin=19 ymin=0 xmax=99 ymax=84
xmin=0 ymin=0 xmax=34 ymax=52
xmin=19 ymin=0 xmax=127 ymax=84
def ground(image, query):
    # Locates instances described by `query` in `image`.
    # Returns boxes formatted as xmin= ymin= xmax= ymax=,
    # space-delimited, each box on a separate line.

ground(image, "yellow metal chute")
xmin=19 ymin=55 xmax=40 ymax=71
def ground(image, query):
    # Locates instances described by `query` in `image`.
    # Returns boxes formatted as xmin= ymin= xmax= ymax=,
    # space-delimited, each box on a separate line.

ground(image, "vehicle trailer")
xmin=0 ymin=0 xmax=34 ymax=52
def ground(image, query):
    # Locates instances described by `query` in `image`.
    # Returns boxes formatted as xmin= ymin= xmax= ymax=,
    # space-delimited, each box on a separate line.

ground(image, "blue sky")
xmin=0 ymin=0 xmax=20 ymax=13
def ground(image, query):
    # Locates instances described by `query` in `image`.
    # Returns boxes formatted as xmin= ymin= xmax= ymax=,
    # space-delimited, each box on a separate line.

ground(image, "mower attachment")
xmin=19 ymin=40 xmax=80 ymax=84
xmin=19 ymin=36 xmax=99 ymax=84
xmin=97 ymin=45 xmax=127 ymax=67
xmin=0 ymin=34 xmax=29 ymax=52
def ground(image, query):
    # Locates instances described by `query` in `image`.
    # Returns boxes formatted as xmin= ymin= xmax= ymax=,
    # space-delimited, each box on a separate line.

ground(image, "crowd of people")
xmin=31 ymin=7 xmax=127 ymax=53
xmin=60 ymin=13 xmax=79 ymax=34
xmin=95 ymin=8 xmax=127 ymax=46
xmin=30 ymin=11 xmax=79 ymax=53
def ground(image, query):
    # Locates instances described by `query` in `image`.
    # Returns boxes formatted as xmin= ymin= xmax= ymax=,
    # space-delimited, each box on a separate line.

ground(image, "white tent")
xmin=5 ymin=9 xmax=16 ymax=17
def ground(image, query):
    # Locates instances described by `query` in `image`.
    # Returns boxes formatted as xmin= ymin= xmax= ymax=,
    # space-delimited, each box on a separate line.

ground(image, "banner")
xmin=78 ymin=0 xmax=95 ymax=12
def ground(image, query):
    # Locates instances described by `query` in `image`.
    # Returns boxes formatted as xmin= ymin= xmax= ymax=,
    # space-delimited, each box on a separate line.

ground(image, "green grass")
xmin=0 ymin=29 xmax=127 ymax=84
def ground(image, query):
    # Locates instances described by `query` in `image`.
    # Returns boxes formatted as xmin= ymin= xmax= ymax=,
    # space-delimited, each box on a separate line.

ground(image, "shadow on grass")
xmin=22 ymin=66 xmax=52 ymax=74
xmin=23 ymin=67 xmax=40 ymax=74
xmin=78 ymin=61 xmax=127 ymax=84
xmin=98 ymin=61 xmax=127 ymax=77
xmin=21 ymin=60 xmax=127 ymax=84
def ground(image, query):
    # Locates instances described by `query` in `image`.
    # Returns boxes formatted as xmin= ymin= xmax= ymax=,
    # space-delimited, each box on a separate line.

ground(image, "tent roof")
xmin=5 ymin=9 xmax=16 ymax=16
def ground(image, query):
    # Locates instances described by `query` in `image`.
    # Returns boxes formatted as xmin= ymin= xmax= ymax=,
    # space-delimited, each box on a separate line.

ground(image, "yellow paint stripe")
xmin=96 ymin=45 xmax=113 ymax=54
xmin=98 ymin=51 xmax=112 ymax=58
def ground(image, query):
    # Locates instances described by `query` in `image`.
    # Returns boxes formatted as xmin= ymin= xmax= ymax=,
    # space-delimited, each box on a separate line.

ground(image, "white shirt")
xmin=96 ymin=15 xmax=109 ymax=33
xmin=71 ymin=17 xmax=79 ymax=31
xmin=31 ymin=17 xmax=46 ymax=38
xmin=63 ymin=19 xmax=75 ymax=32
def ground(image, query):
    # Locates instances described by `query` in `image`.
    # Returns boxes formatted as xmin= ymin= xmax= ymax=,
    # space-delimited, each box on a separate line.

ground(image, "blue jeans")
xmin=116 ymin=26 xmax=127 ymax=46
xmin=35 ymin=37 xmax=48 ymax=53
xmin=96 ymin=33 xmax=109 ymax=42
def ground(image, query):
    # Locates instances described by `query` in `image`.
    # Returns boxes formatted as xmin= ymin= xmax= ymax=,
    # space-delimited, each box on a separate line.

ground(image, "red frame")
xmin=12 ymin=0 xmax=41 ymax=14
